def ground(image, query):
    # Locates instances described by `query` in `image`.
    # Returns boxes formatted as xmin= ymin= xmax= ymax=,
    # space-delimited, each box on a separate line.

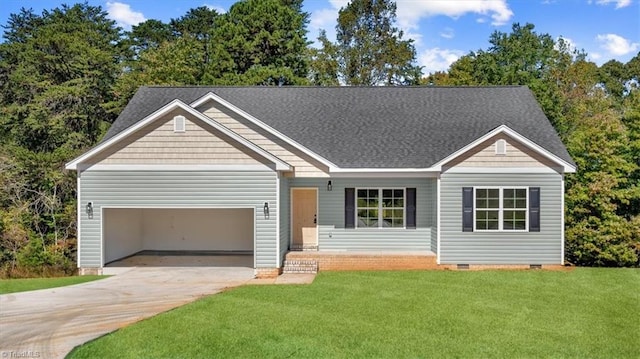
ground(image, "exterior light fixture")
xmin=263 ymin=202 xmax=269 ymax=219
xmin=86 ymin=202 xmax=93 ymax=219
xmin=327 ymin=180 xmax=332 ymax=191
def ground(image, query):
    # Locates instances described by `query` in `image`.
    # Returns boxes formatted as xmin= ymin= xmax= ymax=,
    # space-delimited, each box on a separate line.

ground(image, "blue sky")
xmin=1 ymin=0 xmax=638 ymax=74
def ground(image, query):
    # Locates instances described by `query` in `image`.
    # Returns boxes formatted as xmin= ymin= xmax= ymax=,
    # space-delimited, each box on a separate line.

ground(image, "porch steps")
xmin=282 ymin=259 xmax=318 ymax=274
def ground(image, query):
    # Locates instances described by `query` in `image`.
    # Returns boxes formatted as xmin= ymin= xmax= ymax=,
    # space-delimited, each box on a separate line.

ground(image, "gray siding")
xmin=289 ymin=178 xmax=435 ymax=251
xmin=79 ymin=170 xmax=278 ymax=268
xmin=279 ymin=177 xmax=290 ymax=265
xmin=431 ymin=179 xmax=438 ymax=253
xmin=440 ymin=172 xmax=563 ymax=264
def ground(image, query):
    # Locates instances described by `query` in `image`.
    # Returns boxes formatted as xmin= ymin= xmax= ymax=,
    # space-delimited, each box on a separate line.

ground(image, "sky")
xmin=1 ymin=0 xmax=638 ymax=74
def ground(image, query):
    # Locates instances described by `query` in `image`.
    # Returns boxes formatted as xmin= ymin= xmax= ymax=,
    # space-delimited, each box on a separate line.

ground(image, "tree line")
xmin=0 ymin=0 xmax=638 ymax=276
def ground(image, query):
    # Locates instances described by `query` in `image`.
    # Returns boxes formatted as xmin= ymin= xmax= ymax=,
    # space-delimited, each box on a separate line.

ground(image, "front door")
xmin=291 ymin=188 xmax=318 ymax=249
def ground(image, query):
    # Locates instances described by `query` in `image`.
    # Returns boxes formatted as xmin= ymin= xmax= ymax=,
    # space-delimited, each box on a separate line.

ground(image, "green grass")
xmin=0 ymin=275 xmax=105 ymax=294
xmin=68 ymin=268 xmax=639 ymax=359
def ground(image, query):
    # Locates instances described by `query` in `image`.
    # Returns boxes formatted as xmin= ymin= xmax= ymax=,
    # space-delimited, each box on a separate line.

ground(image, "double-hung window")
xmin=356 ymin=189 xmax=404 ymax=228
xmin=475 ymin=187 xmax=527 ymax=231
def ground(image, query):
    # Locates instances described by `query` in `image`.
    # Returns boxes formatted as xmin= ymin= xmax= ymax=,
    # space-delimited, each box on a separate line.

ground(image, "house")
xmin=65 ymin=86 xmax=576 ymax=277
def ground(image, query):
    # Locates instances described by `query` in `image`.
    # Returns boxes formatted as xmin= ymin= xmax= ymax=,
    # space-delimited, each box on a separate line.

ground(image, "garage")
xmin=102 ymin=208 xmax=254 ymax=265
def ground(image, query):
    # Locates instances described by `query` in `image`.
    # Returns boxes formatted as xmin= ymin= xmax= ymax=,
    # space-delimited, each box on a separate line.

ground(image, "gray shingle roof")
xmin=103 ymin=86 xmax=575 ymax=168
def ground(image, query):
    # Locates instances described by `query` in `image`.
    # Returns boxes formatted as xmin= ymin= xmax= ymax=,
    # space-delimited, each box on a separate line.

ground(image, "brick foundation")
xmin=79 ymin=267 xmax=103 ymax=275
xmin=255 ymin=267 xmax=282 ymax=278
xmin=283 ymin=252 xmax=569 ymax=272
xmin=285 ymin=251 xmax=439 ymax=271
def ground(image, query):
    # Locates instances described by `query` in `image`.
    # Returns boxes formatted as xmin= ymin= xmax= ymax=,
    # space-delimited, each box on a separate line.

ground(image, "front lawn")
xmin=0 ymin=275 xmax=105 ymax=294
xmin=69 ymin=268 xmax=639 ymax=358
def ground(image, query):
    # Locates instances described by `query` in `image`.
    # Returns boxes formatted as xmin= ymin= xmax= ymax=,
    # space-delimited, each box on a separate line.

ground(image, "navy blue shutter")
xmin=462 ymin=187 xmax=473 ymax=232
xmin=345 ymin=188 xmax=355 ymax=229
xmin=529 ymin=187 xmax=540 ymax=232
xmin=406 ymin=188 xmax=416 ymax=229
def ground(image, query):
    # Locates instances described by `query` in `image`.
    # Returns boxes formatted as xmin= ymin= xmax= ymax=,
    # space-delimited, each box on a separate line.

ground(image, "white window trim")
xmin=355 ymin=188 xmax=406 ymax=229
xmin=173 ymin=115 xmax=186 ymax=133
xmin=473 ymin=186 xmax=529 ymax=232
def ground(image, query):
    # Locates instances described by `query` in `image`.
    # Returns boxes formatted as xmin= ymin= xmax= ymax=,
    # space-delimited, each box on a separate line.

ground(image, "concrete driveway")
xmin=0 ymin=260 xmax=254 ymax=359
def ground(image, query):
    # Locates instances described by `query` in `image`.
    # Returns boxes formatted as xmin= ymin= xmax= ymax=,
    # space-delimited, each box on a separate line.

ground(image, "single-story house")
xmin=66 ymin=86 xmax=576 ymax=276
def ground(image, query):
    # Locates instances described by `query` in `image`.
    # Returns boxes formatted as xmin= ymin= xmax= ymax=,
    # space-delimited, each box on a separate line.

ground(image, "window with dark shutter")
xmin=345 ymin=188 xmax=355 ymax=229
xmin=529 ymin=187 xmax=540 ymax=232
xmin=462 ymin=187 xmax=474 ymax=232
xmin=406 ymin=188 xmax=416 ymax=229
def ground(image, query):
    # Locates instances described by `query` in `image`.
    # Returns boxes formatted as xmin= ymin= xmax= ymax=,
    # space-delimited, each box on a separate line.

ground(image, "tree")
xmin=0 ymin=4 xmax=122 ymax=276
xmin=213 ymin=0 xmax=310 ymax=84
xmin=316 ymin=0 xmax=421 ymax=85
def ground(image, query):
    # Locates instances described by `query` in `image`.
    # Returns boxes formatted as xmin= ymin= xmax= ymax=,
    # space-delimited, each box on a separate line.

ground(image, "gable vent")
xmin=173 ymin=115 xmax=186 ymax=132
xmin=495 ymin=139 xmax=506 ymax=155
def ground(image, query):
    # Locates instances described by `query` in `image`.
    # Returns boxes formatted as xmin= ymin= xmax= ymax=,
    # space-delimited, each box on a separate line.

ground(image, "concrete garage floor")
xmin=104 ymin=252 xmax=254 ymax=274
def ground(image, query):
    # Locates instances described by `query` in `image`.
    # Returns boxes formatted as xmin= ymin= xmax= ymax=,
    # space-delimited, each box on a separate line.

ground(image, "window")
xmin=356 ymin=189 xmax=404 ymax=228
xmin=475 ymin=187 xmax=527 ymax=231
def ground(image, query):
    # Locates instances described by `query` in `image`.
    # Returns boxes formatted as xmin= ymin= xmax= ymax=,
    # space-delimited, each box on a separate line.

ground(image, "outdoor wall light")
xmin=86 ymin=202 xmax=93 ymax=219
xmin=327 ymin=180 xmax=332 ymax=191
xmin=263 ymin=202 xmax=270 ymax=219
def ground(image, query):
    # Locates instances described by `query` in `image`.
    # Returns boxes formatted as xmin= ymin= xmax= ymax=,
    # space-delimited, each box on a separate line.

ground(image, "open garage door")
xmin=103 ymin=208 xmax=254 ymax=265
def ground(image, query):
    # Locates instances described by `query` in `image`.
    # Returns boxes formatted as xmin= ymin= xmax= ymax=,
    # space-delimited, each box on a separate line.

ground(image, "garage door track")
xmin=0 ymin=265 xmax=254 ymax=359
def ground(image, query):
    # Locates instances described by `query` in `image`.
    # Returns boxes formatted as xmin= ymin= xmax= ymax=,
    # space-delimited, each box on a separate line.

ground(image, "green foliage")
xmin=312 ymin=0 xmax=421 ymax=85
xmin=215 ymin=0 xmax=309 ymax=81
xmin=0 ymin=4 xmax=119 ymax=276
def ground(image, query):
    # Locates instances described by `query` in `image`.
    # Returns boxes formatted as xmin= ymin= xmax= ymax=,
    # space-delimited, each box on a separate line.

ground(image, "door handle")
xmin=313 ymin=214 xmax=317 ymax=224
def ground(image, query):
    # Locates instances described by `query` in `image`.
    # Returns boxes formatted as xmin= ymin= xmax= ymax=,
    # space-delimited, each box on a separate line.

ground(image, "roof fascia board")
xmin=191 ymin=92 xmax=339 ymax=169
xmin=329 ymin=168 xmax=440 ymax=178
xmin=431 ymin=125 xmax=576 ymax=173
xmin=66 ymin=99 xmax=291 ymax=171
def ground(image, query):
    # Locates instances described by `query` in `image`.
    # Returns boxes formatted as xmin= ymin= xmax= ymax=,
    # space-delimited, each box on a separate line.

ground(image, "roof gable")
xmin=66 ymin=99 xmax=291 ymax=171
xmin=90 ymin=86 xmax=576 ymax=172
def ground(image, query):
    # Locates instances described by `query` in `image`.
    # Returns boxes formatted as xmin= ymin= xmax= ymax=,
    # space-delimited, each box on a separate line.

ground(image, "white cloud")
xmin=596 ymin=33 xmax=639 ymax=56
xmin=106 ymin=2 xmax=145 ymax=28
xmin=394 ymin=0 xmax=514 ymax=30
xmin=419 ymin=48 xmax=465 ymax=73
xmin=203 ymin=3 xmax=226 ymax=14
xmin=440 ymin=27 xmax=455 ymax=39
xmin=595 ymin=0 xmax=632 ymax=9
xmin=590 ymin=52 xmax=603 ymax=61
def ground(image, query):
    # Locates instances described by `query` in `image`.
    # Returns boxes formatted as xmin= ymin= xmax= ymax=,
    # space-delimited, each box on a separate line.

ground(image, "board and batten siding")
xmin=439 ymin=172 xmax=563 ymax=264
xmin=200 ymin=102 xmax=329 ymax=177
xmin=78 ymin=170 xmax=278 ymax=268
xmin=288 ymin=178 xmax=436 ymax=251
xmin=92 ymin=109 xmax=271 ymax=166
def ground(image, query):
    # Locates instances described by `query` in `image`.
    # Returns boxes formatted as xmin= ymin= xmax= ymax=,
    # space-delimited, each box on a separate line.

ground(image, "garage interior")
xmin=103 ymin=208 xmax=254 ymax=267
